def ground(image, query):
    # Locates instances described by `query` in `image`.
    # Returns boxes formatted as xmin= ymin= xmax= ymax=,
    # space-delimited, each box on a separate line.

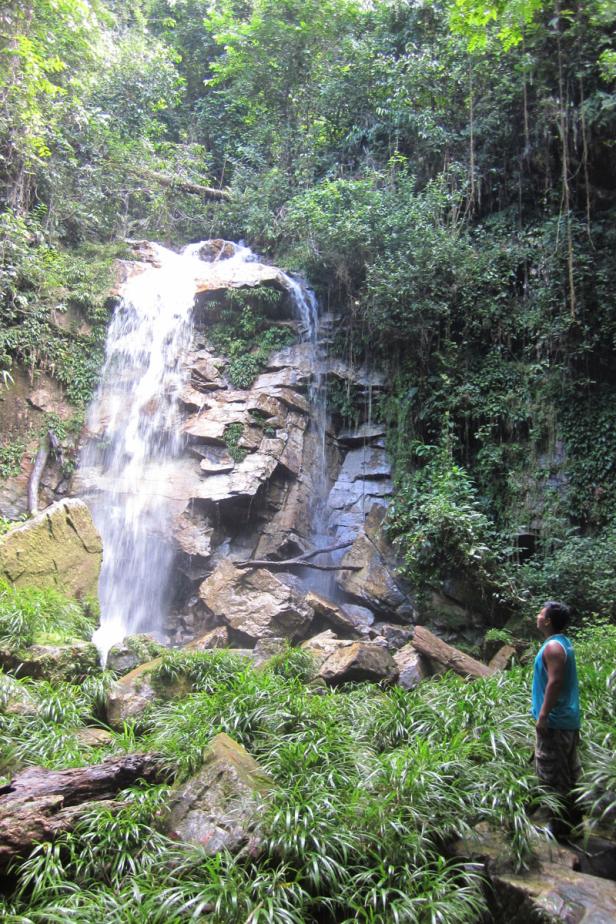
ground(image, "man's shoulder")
xmin=543 ymin=637 xmax=568 ymax=660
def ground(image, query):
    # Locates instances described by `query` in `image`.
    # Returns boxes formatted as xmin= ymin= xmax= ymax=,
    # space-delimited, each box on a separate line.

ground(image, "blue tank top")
xmin=531 ymin=634 xmax=580 ymax=729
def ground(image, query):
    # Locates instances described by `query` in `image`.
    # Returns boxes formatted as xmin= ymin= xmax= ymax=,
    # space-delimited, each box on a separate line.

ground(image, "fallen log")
xmin=0 ymin=752 xmax=168 ymax=868
xmin=488 ymin=644 xmax=516 ymax=672
xmin=410 ymin=625 xmax=492 ymax=679
xmin=128 ymin=166 xmax=230 ymax=200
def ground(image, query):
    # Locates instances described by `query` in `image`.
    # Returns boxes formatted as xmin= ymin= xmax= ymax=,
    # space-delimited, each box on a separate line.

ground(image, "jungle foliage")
xmin=1 ymin=0 xmax=615 ymax=617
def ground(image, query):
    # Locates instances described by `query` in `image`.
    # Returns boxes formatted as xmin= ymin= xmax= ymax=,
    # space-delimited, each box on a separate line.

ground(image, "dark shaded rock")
xmin=185 ymin=626 xmax=230 ymax=651
xmin=372 ymin=622 xmax=414 ymax=649
xmin=305 ymin=592 xmax=368 ymax=638
xmin=336 ymin=534 xmax=408 ymax=617
xmin=451 ymin=821 xmax=616 ymax=923
xmin=163 ymin=733 xmax=271 ymax=854
xmin=252 ymin=637 xmax=288 ymax=665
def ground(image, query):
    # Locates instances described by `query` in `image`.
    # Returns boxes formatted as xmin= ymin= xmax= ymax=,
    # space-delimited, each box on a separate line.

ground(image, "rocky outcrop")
xmin=301 ymin=630 xmax=353 ymax=666
xmin=199 ymin=561 xmax=314 ymax=642
xmin=184 ymin=626 xmax=230 ymax=651
xmin=318 ymin=641 xmax=397 ymax=685
xmin=451 ymin=822 xmax=616 ymax=923
xmin=0 ymin=499 xmax=102 ymax=600
xmin=305 ymin=592 xmax=373 ymax=637
xmin=336 ymin=533 xmax=409 ymax=617
xmin=163 ymin=733 xmax=271 ymax=854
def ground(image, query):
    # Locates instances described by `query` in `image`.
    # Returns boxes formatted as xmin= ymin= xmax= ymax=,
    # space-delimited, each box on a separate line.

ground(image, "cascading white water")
xmin=284 ymin=277 xmax=334 ymax=593
xmin=79 ymin=240 xmax=333 ymax=662
xmin=79 ymin=243 xmax=208 ymax=662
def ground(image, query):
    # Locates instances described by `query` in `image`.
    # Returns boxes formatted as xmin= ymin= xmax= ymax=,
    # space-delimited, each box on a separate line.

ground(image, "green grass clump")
xmin=2 ymin=626 xmax=615 ymax=922
xmin=0 ymin=580 xmax=96 ymax=649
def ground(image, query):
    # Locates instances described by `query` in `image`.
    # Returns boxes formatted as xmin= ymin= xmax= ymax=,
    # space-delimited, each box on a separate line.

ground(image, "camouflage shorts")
xmin=534 ymin=727 xmax=581 ymax=798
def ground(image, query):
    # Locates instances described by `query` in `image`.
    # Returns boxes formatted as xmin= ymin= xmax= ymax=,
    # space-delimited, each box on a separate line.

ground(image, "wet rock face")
xmin=93 ymin=241 xmax=413 ymax=651
xmin=0 ymin=498 xmax=102 ymax=600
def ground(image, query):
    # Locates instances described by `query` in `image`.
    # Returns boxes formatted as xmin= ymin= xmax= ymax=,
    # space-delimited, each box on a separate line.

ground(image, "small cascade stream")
xmin=78 ymin=241 xmax=334 ymax=662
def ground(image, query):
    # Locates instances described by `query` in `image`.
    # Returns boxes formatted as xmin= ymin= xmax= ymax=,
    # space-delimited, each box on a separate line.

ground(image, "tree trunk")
xmin=410 ymin=625 xmax=492 ymax=679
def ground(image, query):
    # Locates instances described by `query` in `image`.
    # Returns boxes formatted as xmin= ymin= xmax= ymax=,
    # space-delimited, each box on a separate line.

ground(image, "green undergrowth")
xmin=0 ymin=581 xmax=97 ymax=649
xmin=1 ymin=625 xmax=615 ymax=922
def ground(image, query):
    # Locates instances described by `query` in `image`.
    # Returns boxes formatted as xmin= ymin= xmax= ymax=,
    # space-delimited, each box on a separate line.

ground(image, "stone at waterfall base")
xmin=106 ymin=635 xmax=165 ymax=676
xmin=162 ymin=733 xmax=271 ymax=855
xmin=199 ymin=561 xmax=314 ymax=642
xmin=301 ymin=630 xmax=353 ymax=667
xmin=318 ymin=641 xmax=397 ymax=685
xmin=0 ymin=498 xmax=102 ymax=600
xmin=184 ymin=625 xmax=230 ymax=652
xmin=106 ymin=659 xmax=162 ymax=729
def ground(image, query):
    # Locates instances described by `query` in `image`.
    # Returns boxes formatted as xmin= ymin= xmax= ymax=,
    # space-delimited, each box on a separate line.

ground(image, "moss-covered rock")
xmin=0 ymin=641 xmax=99 ymax=682
xmin=0 ymin=499 xmax=102 ymax=600
xmin=106 ymin=656 xmax=194 ymax=729
xmin=162 ymin=732 xmax=272 ymax=854
xmin=106 ymin=634 xmax=165 ymax=676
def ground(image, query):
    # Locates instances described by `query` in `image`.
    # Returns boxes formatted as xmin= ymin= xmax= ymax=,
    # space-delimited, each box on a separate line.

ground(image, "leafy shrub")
xmin=223 ymin=422 xmax=249 ymax=462
xmin=386 ymin=439 xmax=505 ymax=592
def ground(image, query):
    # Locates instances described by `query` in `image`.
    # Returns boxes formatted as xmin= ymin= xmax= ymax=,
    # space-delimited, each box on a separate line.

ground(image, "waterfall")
xmin=78 ymin=241 xmax=332 ymax=662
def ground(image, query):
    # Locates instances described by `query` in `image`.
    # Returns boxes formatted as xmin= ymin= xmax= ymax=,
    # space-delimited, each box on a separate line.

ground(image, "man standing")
xmin=532 ymin=600 xmax=582 ymax=840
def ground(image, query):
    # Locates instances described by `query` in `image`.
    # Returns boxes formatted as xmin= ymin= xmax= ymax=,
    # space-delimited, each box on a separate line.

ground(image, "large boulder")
xmin=163 ymin=732 xmax=271 ymax=854
xmin=452 ymin=822 xmax=616 ymax=923
xmin=301 ymin=630 xmax=353 ymax=667
xmin=184 ymin=626 xmax=230 ymax=652
xmin=319 ymin=641 xmax=398 ymax=685
xmin=199 ymin=560 xmax=314 ymax=642
xmin=105 ymin=657 xmax=193 ymax=729
xmin=0 ymin=499 xmax=102 ymax=600
xmin=305 ymin=592 xmax=371 ymax=638
xmin=336 ymin=533 xmax=408 ymax=617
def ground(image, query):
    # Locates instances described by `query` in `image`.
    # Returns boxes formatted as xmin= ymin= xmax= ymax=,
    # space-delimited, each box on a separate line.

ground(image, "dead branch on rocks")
xmin=236 ymin=541 xmax=361 ymax=572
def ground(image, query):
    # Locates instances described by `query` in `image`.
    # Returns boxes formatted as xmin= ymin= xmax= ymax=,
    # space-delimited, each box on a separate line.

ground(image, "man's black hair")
xmin=543 ymin=600 xmax=571 ymax=632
